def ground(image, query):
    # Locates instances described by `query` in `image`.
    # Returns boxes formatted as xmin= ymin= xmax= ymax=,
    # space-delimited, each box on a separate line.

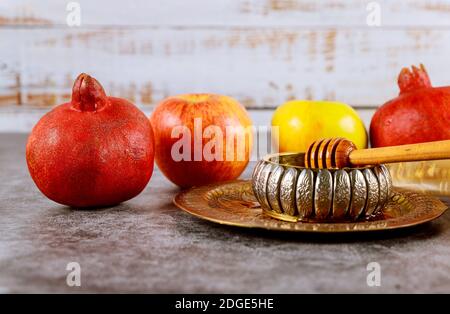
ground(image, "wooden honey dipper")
xmin=305 ymin=138 xmax=450 ymax=169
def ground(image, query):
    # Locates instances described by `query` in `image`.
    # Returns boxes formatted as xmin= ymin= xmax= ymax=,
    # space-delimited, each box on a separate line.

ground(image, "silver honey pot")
xmin=252 ymin=152 xmax=393 ymax=222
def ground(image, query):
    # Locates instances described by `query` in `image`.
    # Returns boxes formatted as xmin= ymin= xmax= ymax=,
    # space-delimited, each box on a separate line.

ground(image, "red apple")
xmin=150 ymin=94 xmax=253 ymax=188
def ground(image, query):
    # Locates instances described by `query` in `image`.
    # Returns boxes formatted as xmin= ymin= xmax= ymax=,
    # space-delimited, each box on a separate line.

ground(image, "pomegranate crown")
xmin=397 ymin=64 xmax=432 ymax=94
xmin=71 ymin=73 xmax=108 ymax=112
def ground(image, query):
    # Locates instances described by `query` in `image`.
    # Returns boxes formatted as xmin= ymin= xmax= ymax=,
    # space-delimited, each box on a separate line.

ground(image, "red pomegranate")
xmin=26 ymin=73 xmax=155 ymax=207
xmin=370 ymin=64 xmax=450 ymax=147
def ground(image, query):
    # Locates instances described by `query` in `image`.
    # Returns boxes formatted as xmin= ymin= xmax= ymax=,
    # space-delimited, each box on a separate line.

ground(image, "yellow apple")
xmin=271 ymin=100 xmax=367 ymax=152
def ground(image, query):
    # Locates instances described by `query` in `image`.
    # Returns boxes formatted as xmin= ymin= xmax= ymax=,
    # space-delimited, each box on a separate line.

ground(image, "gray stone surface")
xmin=0 ymin=133 xmax=449 ymax=293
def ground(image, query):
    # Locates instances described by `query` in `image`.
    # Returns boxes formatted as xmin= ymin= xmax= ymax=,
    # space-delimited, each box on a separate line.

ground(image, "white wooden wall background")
xmin=1 ymin=0 xmax=450 ymax=131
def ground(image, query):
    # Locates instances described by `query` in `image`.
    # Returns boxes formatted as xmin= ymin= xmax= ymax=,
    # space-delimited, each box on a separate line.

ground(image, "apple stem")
xmin=71 ymin=73 xmax=108 ymax=112
xmin=397 ymin=64 xmax=432 ymax=94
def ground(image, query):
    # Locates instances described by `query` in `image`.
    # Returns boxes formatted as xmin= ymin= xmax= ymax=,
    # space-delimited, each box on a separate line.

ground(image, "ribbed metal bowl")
xmin=252 ymin=153 xmax=392 ymax=222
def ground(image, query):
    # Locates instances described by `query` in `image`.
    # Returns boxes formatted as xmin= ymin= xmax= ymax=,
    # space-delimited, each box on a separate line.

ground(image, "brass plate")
xmin=174 ymin=180 xmax=448 ymax=233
